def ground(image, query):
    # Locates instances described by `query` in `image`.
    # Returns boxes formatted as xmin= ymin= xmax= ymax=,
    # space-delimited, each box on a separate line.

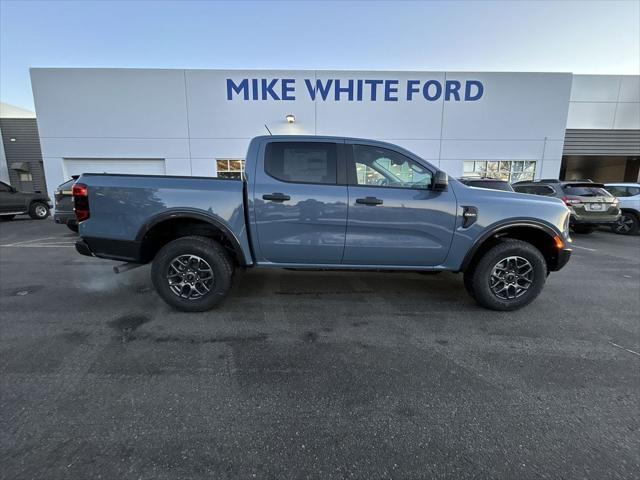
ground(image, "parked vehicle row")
xmin=459 ymin=176 xmax=639 ymax=236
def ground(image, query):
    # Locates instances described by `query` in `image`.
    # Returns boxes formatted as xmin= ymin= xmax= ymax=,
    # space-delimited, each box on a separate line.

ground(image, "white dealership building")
xmin=29 ymin=68 xmax=639 ymax=196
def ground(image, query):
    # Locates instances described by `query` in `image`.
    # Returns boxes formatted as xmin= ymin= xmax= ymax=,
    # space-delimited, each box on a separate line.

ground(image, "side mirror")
xmin=432 ymin=171 xmax=448 ymax=190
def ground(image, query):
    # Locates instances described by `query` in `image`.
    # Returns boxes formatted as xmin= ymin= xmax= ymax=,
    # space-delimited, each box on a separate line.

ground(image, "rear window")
xmin=265 ymin=142 xmax=337 ymax=185
xmin=563 ymin=185 xmax=611 ymax=197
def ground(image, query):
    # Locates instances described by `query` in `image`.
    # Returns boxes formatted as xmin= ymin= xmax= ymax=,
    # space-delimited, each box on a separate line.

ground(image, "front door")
xmin=343 ymin=143 xmax=457 ymax=266
xmin=252 ymin=140 xmax=348 ymax=264
xmin=0 ymin=181 xmax=22 ymax=213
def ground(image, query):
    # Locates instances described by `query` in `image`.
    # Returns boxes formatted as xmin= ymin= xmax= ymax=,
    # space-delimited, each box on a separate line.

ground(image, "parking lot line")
xmin=571 ymin=244 xmax=597 ymax=252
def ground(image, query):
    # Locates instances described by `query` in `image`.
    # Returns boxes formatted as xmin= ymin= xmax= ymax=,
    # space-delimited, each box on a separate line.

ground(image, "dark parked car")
xmin=54 ymin=177 xmax=79 ymax=232
xmin=513 ymin=180 xmax=620 ymax=234
xmin=458 ymin=177 xmax=514 ymax=192
xmin=0 ymin=180 xmax=51 ymax=220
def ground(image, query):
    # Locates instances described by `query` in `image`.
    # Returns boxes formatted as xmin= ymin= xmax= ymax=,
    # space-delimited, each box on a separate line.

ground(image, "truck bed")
xmin=75 ymin=173 xmax=249 ymax=262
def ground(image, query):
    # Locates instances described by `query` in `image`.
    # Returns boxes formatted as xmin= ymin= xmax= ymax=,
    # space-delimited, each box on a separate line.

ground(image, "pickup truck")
xmin=73 ymin=135 xmax=572 ymax=312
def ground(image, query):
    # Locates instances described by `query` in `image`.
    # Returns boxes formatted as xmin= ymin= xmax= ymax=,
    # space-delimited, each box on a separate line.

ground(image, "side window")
xmin=628 ymin=187 xmax=640 ymax=196
xmin=352 ymin=145 xmax=432 ymax=189
xmin=265 ymin=142 xmax=337 ymax=185
xmin=514 ymin=185 xmax=532 ymax=194
xmin=607 ymin=186 xmax=628 ymax=197
xmin=533 ymin=186 xmax=555 ymax=196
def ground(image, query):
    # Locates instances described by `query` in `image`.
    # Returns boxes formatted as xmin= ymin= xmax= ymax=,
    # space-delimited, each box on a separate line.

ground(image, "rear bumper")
xmin=54 ymin=211 xmax=76 ymax=225
xmin=570 ymin=213 xmax=620 ymax=225
xmin=75 ymin=236 xmax=142 ymax=262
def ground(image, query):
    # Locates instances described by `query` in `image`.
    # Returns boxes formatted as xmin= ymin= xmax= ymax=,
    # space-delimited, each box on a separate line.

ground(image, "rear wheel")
xmin=29 ymin=202 xmax=50 ymax=220
xmin=612 ymin=212 xmax=638 ymax=235
xmin=465 ymin=239 xmax=547 ymax=311
xmin=0 ymin=215 xmax=15 ymax=221
xmin=571 ymin=224 xmax=594 ymax=234
xmin=151 ymin=235 xmax=234 ymax=312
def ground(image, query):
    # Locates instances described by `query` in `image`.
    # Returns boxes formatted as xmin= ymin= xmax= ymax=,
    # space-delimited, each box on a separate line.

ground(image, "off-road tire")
xmin=28 ymin=202 xmax=50 ymax=220
xmin=151 ymin=236 xmax=234 ymax=312
xmin=466 ymin=239 xmax=547 ymax=311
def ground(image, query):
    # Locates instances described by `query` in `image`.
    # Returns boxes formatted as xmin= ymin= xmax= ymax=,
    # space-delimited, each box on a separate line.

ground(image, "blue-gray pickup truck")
xmin=73 ymin=135 xmax=572 ymax=311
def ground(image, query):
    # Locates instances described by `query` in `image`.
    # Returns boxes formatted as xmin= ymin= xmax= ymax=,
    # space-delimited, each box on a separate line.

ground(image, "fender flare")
xmin=135 ymin=209 xmax=248 ymax=265
xmin=459 ymin=219 xmax=561 ymax=272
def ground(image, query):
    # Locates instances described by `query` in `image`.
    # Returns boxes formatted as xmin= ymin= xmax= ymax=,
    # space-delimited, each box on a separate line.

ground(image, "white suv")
xmin=604 ymin=183 xmax=640 ymax=235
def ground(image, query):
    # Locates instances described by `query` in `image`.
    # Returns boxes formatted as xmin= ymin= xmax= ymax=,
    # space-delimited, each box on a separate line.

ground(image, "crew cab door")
xmin=343 ymin=143 xmax=457 ymax=266
xmin=252 ymin=139 xmax=348 ymax=264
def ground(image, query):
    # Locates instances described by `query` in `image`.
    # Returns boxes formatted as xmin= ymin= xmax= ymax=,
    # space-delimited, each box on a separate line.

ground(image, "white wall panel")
xmin=570 ymin=75 xmax=621 ymax=102
xmin=617 ymin=76 xmax=640 ymax=102
xmin=39 ymin=138 xmax=190 ymax=159
xmin=440 ymin=140 xmax=545 ymax=160
xmin=442 ymin=72 xmax=572 ymax=140
xmin=566 ymin=102 xmax=616 ymax=129
xmin=31 ymin=69 xmax=189 ymax=138
xmin=189 ymin=138 xmax=252 ymax=159
xmin=613 ymin=103 xmax=640 ymax=129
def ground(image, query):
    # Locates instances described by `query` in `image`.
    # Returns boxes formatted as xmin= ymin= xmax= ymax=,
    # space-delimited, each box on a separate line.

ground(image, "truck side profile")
xmin=73 ymin=136 xmax=572 ymax=311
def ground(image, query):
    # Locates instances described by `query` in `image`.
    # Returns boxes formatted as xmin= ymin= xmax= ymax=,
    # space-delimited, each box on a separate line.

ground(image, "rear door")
xmin=252 ymin=139 xmax=348 ymax=264
xmin=342 ymin=142 xmax=457 ymax=266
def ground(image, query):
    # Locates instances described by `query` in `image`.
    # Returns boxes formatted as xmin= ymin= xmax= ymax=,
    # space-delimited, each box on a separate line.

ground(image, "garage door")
xmin=63 ymin=158 xmax=166 ymax=177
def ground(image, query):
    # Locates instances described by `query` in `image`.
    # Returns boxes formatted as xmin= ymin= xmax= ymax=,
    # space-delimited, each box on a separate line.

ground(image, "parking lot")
xmin=1 ymin=218 xmax=639 ymax=479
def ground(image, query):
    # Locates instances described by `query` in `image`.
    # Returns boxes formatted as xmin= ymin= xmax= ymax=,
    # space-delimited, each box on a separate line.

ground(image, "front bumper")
xmin=553 ymin=247 xmax=572 ymax=271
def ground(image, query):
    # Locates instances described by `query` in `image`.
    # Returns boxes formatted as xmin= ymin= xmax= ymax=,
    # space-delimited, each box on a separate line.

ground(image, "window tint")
xmin=353 ymin=145 xmax=432 ymax=189
xmin=608 ymin=186 xmax=640 ymax=197
xmin=629 ymin=187 xmax=640 ymax=196
xmin=467 ymin=180 xmax=514 ymax=192
xmin=265 ymin=142 xmax=337 ymax=184
xmin=563 ymin=185 xmax=611 ymax=197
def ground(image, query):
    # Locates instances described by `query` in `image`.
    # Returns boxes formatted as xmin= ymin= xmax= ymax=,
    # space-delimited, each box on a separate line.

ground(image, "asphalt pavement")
xmin=1 ymin=217 xmax=639 ymax=479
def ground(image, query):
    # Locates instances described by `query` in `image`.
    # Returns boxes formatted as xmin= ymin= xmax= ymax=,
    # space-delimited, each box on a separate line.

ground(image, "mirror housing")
xmin=432 ymin=171 xmax=448 ymax=190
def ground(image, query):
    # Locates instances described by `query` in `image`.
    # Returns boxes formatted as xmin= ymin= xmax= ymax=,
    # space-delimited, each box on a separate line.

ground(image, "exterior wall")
xmin=31 ymin=68 xmax=573 ymax=196
xmin=567 ymin=75 xmax=640 ymax=130
xmin=0 ymin=118 xmax=47 ymax=193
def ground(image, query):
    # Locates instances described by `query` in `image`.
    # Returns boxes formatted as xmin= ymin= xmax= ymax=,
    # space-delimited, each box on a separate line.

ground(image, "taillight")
xmin=72 ymin=183 xmax=90 ymax=221
xmin=562 ymin=196 xmax=582 ymax=206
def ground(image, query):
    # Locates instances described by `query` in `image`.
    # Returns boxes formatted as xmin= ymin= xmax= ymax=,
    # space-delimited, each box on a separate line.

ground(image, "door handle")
xmin=262 ymin=193 xmax=291 ymax=202
xmin=355 ymin=196 xmax=383 ymax=206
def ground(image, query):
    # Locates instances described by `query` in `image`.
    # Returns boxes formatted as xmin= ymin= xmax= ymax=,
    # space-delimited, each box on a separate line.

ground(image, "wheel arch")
xmin=136 ymin=210 xmax=248 ymax=266
xmin=460 ymin=220 xmax=564 ymax=273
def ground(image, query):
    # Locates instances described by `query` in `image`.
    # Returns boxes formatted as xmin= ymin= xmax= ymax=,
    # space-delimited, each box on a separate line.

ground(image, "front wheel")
xmin=464 ymin=239 xmax=547 ymax=311
xmin=151 ymin=236 xmax=234 ymax=312
xmin=612 ymin=212 xmax=639 ymax=235
xmin=29 ymin=202 xmax=50 ymax=220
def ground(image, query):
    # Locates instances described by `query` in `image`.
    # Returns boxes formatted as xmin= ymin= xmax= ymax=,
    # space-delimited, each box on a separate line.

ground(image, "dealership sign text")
xmin=226 ymin=78 xmax=484 ymax=102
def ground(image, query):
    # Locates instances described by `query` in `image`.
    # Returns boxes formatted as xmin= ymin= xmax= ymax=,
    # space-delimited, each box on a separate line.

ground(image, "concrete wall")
xmin=31 ymin=68 xmax=574 ymax=195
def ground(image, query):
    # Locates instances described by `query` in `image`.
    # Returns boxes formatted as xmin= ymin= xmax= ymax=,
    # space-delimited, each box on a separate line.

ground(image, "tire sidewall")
xmin=29 ymin=202 xmax=50 ymax=219
xmin=472 ymin=240 xmax=547 ymax=311
xmin=151 ymin=237 xmax=233 ymax=312
xmin=613 ymin=212 xmax=638 ymax=235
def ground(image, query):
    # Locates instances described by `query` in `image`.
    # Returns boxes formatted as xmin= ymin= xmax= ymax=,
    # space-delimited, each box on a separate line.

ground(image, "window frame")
xmin=263 ymin=141 xmax=346 ymax=186
xmin=345 ymin=143 xmax=436 ymax=191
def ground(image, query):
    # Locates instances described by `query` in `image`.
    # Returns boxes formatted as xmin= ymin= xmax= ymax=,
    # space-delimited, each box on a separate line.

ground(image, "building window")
xmin=216 ymin=159 xmax=244 ymax=180
xmin=19 ymin=172 xmax=33 ymax=182
xmin=463 ymin=160 xmax=536 ymax=182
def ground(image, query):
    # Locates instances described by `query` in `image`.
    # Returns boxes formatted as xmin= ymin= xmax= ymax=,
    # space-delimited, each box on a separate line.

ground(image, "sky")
xmin=1 ymin=0 xmax=639 ymax=110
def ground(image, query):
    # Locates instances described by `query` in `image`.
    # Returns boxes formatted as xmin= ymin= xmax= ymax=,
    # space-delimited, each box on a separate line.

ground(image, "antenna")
xmin=264 ymin=124 xmax=273 ymax=135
